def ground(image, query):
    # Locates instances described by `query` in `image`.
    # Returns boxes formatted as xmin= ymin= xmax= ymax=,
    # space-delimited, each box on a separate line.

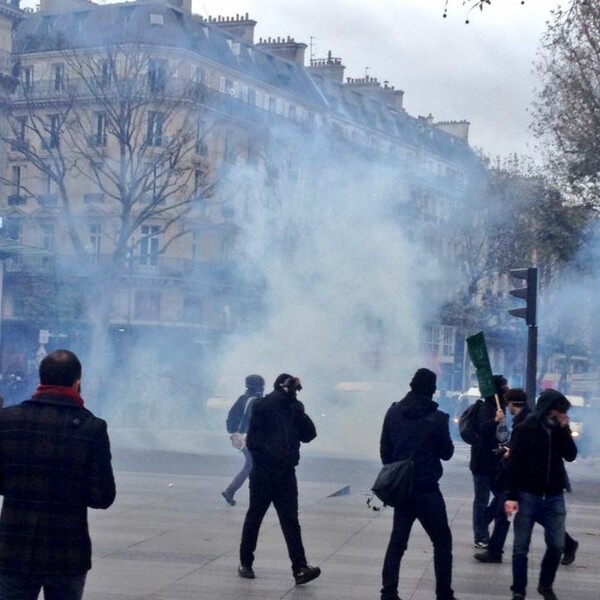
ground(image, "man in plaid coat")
xmin=0 ymin=349 xmax=116 ymax=599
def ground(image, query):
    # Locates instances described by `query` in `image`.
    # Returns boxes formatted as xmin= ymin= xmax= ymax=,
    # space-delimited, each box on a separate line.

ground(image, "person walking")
xmin=222 ymin=374 xmax=265 ymax=506
xmin=475 ymin=387 xmax=530 ymax=563
xmin=505 ymin=389 xmax=577 ymax=600
xmin=468 ymin=374 xmax=508 ymax=549
xmin=238 ymin=373 xmax=321 ymax=585
xmin=379 ymin=368 xmax=457 ymax=600
xmin=0 ymin=349 xmax=116 ymax=600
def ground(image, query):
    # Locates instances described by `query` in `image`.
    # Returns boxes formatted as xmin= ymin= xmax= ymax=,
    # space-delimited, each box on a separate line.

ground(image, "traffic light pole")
xmin=509 ymin=267 xmax=538 ymax=408
xmin=526 ymin=322 xmax=538 ymax=407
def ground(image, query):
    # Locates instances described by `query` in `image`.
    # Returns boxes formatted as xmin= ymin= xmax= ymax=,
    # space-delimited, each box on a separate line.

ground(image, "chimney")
xmin=380 ymin=81 xmax=404 ymax=111
xmin=255 ymin=36 xmax=307 ymax=66
xmin=210 ymin=13 xmax=257 ymax=44
xmin=307 ymin=50 xmax=345 ymax=83
xmin=435 ymin=120 xmax=470 ymax=142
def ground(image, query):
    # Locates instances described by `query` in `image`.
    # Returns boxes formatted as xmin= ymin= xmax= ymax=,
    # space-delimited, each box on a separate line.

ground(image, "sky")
xmin=194 ymin=0 xmax=561 ymax=159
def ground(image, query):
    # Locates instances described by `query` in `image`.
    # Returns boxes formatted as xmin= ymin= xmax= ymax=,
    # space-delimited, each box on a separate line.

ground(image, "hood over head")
xmin=409 ymin=368 xmax=437 ymax=397
xmin=534 ymin=389 xmax=571 ymax=419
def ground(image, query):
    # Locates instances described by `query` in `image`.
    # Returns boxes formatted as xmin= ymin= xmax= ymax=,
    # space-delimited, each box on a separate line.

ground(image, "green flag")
xmin=466 ymin=331 xmax=496 ymax=398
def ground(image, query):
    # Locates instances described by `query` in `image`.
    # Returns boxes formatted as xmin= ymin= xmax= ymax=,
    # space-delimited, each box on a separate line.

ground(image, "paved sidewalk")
xmin=82 ymin=464 xmax=599 ymax=599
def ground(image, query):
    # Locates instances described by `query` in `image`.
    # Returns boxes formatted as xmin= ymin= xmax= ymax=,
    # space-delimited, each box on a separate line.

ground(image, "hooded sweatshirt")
xmin=379 ymin=391 xmax=454 ymax=491
xmin=506 ymin=390 xmax=578 ymax=500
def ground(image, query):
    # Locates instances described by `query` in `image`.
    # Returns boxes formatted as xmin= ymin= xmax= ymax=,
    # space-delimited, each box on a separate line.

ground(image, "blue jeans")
xmin=511 ymin=491 xmax=566 ymax=596
xmin=472 ymin=473 xmax=499 ymax=544
xmin=224 ymin=447 xmax=253 ymax=498
xmin=381 ymin=487 xmax=454 ymax=600
xmin=0 ymin=570 xmax=86 ymax=600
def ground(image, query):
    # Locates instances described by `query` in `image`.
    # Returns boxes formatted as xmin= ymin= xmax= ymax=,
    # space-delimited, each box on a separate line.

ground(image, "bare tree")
xmin=533 ymin=0 xmax=600 ymax=208
xmin=0 ymin=42 xmax=219 ymax=385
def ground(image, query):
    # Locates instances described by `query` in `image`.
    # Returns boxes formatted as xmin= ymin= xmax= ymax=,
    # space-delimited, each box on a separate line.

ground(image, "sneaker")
xmin=221 ymin=491 xmax=236 ymax=506
xmin=238 ymin=564 xmax=255 ymax=579
xmin=512 ymin=595 xmax=525 ymax=600
xmin=474 ymin=540 xmax=489 ymax=549
xmin=537 ymin=586 xmax=558 ymax=600
xmin=474 ymin=550 xmax=502 ymax=563
xmin=294 ymin=564 xmax=321 ymax=585
xmin=561 ymin=539 xmax=578 ymax=565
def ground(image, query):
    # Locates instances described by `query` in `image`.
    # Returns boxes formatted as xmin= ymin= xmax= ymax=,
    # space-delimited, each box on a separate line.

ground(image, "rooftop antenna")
xmin=365 ymin=66 xmax=370 ymax=78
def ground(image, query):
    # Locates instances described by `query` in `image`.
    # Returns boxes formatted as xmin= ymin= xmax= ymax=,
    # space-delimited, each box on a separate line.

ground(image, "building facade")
xmin=0 ymin=0 xmax=491 ymax=414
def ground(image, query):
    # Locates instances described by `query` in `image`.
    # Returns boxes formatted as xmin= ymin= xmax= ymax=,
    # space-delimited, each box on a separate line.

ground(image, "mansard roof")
xmin=12 ymin=0 xmax=326 ymax=108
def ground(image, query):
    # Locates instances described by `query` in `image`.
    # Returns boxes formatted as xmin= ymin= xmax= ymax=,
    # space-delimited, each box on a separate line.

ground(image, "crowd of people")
xmin=225 ymin=367 xmax=579 ymax=600
xmin=0 ymin=349 xmax=579 ymax=600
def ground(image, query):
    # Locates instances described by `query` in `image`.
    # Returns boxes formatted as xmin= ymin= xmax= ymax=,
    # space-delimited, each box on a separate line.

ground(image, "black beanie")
xmin=410 ymin=368 xmax=437 ymax=397
xmin=273 ymin=373 xmax=293 ymax=389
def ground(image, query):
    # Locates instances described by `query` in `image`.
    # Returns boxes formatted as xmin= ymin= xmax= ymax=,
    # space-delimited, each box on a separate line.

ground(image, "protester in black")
xmin=222 ymin=374 xmax=265 ymax=506
xmin=474 ymin=388 xmax=530 ymax=562
xmin=468 ymin=374 xmax=508 ymax=549
xmin=238 ymin=374 xmax=320 ymax=585
xmin=379 ymin=368 xmax=457 ymax=600
xmin=505 ymin=389 xmax=577 ymax=600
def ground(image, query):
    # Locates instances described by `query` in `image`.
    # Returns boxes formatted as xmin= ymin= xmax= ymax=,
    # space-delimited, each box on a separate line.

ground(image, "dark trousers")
xmin=381 ymin=487 xmax=454 ymax=600
xmin=488 ymin=489 xmax=510 ymax=557
xmin=472 ymin=472 xmax=499 ymax=544
xmin=239 ymin=464 xmax=307 ymax=573
xmin=0 ymin=570 xmax=86 ymax=600
xmin=225 ymin=447 xmax=253 ymax=498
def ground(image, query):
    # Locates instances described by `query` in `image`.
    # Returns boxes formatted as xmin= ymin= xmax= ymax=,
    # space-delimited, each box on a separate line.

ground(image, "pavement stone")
xmin=78 ymin=462 xmax=600 ymax=600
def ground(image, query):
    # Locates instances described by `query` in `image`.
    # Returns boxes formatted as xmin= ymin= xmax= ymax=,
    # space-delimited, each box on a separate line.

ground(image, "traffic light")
xmin=509 ymin=267 xmax=537 ymax=327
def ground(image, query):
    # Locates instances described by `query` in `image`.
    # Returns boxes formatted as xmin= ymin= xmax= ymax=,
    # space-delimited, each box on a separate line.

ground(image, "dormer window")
xmin=150 ymin=13 xmax=164 ymax=26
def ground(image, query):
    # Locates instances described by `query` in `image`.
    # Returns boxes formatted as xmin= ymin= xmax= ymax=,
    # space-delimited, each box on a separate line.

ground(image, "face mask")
xmin=544 ymin=416 xmax=559 ymax=429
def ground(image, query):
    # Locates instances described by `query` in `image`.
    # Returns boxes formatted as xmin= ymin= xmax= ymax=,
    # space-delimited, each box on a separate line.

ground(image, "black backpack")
xmin=459 ymin=399 xmax=483 ymax=445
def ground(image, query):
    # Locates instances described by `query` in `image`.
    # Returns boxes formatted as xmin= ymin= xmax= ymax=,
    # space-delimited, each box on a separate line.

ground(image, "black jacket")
xmin=226 ymin=390 xmax=261 ymax=434
xmin=246 ymin=388 xmax=316 ymax=469
xmin=506 ymin=406 xmax=577 ymax=500
xmin=379 ymin=391 xmax=454 ymax=491
xmin=468 ymin=397 xmax=504 ymax=476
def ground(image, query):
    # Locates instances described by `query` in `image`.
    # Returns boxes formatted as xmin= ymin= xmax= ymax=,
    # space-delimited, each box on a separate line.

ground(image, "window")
xmin=92 ymin=112 xmax=107 ymax=146
xmin=194 ymin=169 xmax=205 ymax=195
xmin=219 ymin=77 xmax=234 ymax=96
xmin=101 ymin=60 xmax=112 ymax=86
xmin=268 ymin=96 xmax=277 ymax=112
xmin=426 ymin=325 xmax=456 ymax=362
xmin=15 ymin=116 xmax=27 ymax=141
xmin=52 ymin=63 xmax=64 ymax=92
xmin=139 ymin=224 xmax=160 ymax=266
xmin=182 ymin=295 xmax=203 ymax=323
xmin=191 ymin=230 xmax=201 ymax=260
xmin=48 ymin=114 xmax=60 ymax=149
xmin=41 ymin=223 xmax=54 ymax=251
xmin=224 ymin=129 xmax=235 ymax=163
xmin=22 ymin=65 xmax=34 ymax=91
xmin=148 ymin=58 xmax=168 ymax=92
xmin=196 ymin=120 xmax=207 ymax=154
xmin=89 ymin=224 xmax=101 ymax=259
xmin=149 ymin=13 xmax=164 ymax=25
xmin=194 ymin=67 xmax=205 ymax=83
xmin=5 ymin=218 xmax=23 ymax=242
xmin=146 ymin=111 xmax=164 ymax=146
xmin=12 ymin=165 xmax=22 ymax=194
xmin=247 ymin=88 xmax=256 ymax=105
xmin=134 ymin=290 xmax=161 ymax=320
xmin=288 ymin=105 xmax=297 ymax=120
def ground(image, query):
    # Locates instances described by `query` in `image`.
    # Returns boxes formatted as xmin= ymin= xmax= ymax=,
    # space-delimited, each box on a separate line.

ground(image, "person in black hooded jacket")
xmin=504 ymin=389 xmax=577 ymax=600
xmin=379 ymin=368 xmax=457 ymax=600
xmin=238 ymin=373 xmax=321 ymax=586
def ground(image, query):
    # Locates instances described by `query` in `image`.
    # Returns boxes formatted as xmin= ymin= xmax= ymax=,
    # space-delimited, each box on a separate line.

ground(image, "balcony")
xmin=7 ymin=194 xmax=26 ymax=206
xmin=38 ymin=193 xmax=58 ymax=207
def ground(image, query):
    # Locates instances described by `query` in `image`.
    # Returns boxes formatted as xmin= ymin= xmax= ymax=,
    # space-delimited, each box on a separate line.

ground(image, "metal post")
xmin=526 ymin=324 xmax=537 ymax=408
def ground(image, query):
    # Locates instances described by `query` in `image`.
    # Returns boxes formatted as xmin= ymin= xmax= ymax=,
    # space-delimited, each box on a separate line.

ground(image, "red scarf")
xmin=33 ymin=384 xmax=85 ymax=407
